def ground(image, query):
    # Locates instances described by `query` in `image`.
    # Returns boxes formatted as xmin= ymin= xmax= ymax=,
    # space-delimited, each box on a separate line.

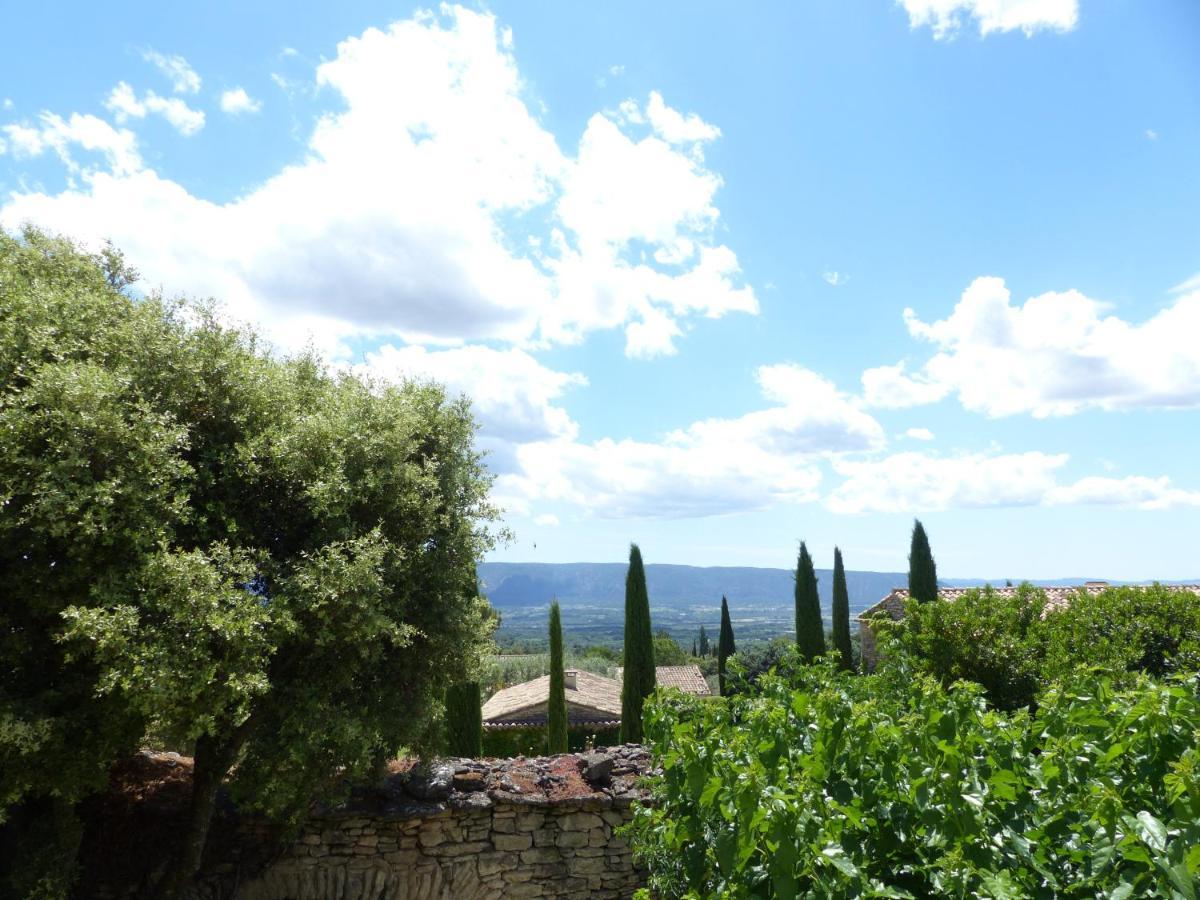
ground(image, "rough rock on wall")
xmin=183 ymin=746 xmax=654 ymax=900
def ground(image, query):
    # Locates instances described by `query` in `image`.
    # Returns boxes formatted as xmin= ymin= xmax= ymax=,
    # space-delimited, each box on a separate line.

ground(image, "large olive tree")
xmin=0 ymin=228 xmax=499 ymax=896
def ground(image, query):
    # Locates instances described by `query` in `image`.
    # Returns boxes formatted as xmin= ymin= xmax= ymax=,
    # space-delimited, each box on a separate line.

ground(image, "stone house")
xmin=481 ymin=665 xmax=709 ymax=730
xmin=857 ymin=581 xmax=1200 ymax=671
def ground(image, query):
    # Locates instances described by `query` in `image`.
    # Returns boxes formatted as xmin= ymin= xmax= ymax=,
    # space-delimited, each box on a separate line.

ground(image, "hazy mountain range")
xmin=478 ymin=562 xmax=1192 ymax=646
xmin=478 ymin=562 xmax=1160 ymax=612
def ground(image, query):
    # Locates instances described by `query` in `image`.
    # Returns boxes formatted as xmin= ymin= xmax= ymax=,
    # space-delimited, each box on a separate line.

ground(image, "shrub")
xmin=890 ymin=583 xmax=1048 ymax=710
xmin=889 ymin=583 xmax=1200 ymax=710
xmin=627 ymin=656 xmax=1200 ymax=898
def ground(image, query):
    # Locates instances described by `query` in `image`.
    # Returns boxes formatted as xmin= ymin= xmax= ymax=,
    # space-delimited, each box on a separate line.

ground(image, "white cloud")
xmin=2 ymin=7 xmax=755 ymax=361
xmin=105 ymin=82 xmax=205 ymax=136
xmin=533 ymin=513 xmax=560 ymax=527
xmin=864 ymin=276 xmax=1200 ymax=417
xmin=1046 ymin=476 xmax=1200 ymax=510
xmin=1171 ymin=272 xmax=1200 ymax=295
xmin=497 ymin=364 xmax=882 ymax=519
xmin=822 ymin=271 xmax=845 ymax=286
xmin=359 ymin=344 xmax=585 ymax=445
xmin=904 ymin=427 xmax=935 ymax=440
xmin=1145 ymin=128 xmax=1159 ymax=141
xmin=143 ymin=50 xmax=201 ymax=93
xmin=219 ymin=87 xmax=262 ymax=115
xmin=2 ymin=98 xmax=13 ymax=111
xmin=862 ymin=361 xmax=950 ymax=409
xmin=0 ymin=112 xmax=141 ymax=175
xmin=829 ymin=450 xmax=1200 ymax=514
xmin=899 ymin=0 xmax=1078 ymax=39
xmin=644 ymin=91 xmax=721 ymax=146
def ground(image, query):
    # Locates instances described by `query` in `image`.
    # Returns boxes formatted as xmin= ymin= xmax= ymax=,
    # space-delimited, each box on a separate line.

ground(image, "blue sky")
xmin=2 ymin=0 xmax=1198 ymax=580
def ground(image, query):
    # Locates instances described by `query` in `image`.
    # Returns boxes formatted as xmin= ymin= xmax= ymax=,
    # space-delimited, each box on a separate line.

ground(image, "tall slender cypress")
xmin=717 ymin=595 xmax=736 ymax=696
xmin=795 ymin=541 xmax=825 ymax=662
xmin=908 ymin=519 xmax=938 ymax=604
xmin=698 ymin=624 xmax=710 ymax=657
xmin=444 ymin=682 xmax=482 ymax=757
xmin=620 ymin=543 xmax=656 ymax=743
xmin=831 ymin=547 xmax=854 ymax=672
xmin=547 ymin=600 xmax=568 ymax=754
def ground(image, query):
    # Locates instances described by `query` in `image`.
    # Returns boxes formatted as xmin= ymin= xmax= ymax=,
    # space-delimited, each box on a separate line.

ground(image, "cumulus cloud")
xmin=359 ymin=344 xmax=585 ymax=445
xmin=1045 ymin=476 xmax=1200 ymax=510
xmin=862 ymin=361 xmax=949 ymax=409
xmin=899 ymin=0 xmax=1078 ymax=39
xmin=143 ymin=50 xmax=202 ymax=93
xmin=904 ymin=427 xmax=935 ymax=440
xmin=533 ymin=513 xmax=560 ymax=527
xmin=0 ymin=112 xmax=141 ymax=175
xmin=105 ymin=82 xmax=205 ymax=136
xmin=822 ymin=271 xmax=845 ymax=287
xmin=1 ymin=7 xmax=755 ymax=361
xmin=863 ymin=276 xmax=1200 ymax=417
xmin=497 ymin=364 xmax=882 ymax=518
xmin=828 ymin=450 xmax=1200 ymax=514
xmin=219 ymin=87 xmax=262 ymax=115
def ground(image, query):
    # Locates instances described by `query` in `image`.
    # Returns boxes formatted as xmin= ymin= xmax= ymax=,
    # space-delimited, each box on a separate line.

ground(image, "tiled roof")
xmin=482 ymin=670 xmax=622 ymax=726
xmin=615 ymin=664 xmax=711 ymax=696
xmin=482 ymin=663 xmax=713 ymax=728
xmin=859 ymin=583 xmax=1200 ymax=622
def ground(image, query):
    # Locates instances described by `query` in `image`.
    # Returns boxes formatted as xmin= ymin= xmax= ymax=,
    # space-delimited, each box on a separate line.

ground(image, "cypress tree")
xmin=692 ymin=638 xmax=697 ymax=657
xmin=795 ymin=541 xmax=825 ymax=662
xmin=698 ymin=624 xmax=710 ymax=657
xmin=717 ymin=595 xmax=736 ymax=696
xmin=444 ymin=682 xmax=482 ymax=757
xmin=547 ymin=600 xmax=568 ymax=754
xmin=831 ymin=547 xmax=854 ymax=672
xmin=908 ymin=519 xmax=938 ymax=604
xmin=620 ymin=543 xmax=656 ymax=743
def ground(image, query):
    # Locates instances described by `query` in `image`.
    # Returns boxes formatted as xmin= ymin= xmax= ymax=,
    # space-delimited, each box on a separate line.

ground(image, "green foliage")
xmin=444 ymin=682 xmax=482 ymax=758
xmin=1040 ymin=584 xmax=1200 ymax=683
xmin=793 ymin=542 xmax=824 ymax=662
xmin=698 ymin=625 xmax=711 ymax=658
xmin=831 ymin=547 xmax=853 ymax=672
xmin=547 ymin=602 xmax=568 ymax=754
xmin=628 ymin=656 xmax=1200 ymax=898
xmin=892 ymin=583 xmax=1048 ymax=710
xmin=908 ymin=519 xmax=938 ymax=604
xmin=0 ymin=229 xmax=500 ymax=887
xmin=717 ymin=596 xmax=736 ymax=696
xmin=654 ymin=630 xmax=689 ymax=667
xmin=621 ymin=544 xmax=656 ymax=743
xmin=890 ymin=583 xmax=1200 ymax=710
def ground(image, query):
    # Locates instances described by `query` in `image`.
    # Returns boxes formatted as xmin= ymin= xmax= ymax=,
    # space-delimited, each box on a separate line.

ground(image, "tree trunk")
xmin=151 ymin=722 xmax=252 ymax=899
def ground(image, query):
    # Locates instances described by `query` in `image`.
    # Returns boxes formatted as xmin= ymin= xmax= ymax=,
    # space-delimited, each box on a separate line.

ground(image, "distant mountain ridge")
xmin=478 ymin=562 xmax=907 ymax=616
xmin=478 ymin=563 xmax=1196 ymax=614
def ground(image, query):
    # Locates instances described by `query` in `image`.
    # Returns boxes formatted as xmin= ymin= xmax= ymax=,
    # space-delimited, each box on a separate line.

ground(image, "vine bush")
xmin=628 ymin=657 xmax=1200 ymax=898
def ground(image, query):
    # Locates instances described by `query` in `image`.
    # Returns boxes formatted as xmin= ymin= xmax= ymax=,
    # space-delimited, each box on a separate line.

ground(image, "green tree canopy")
xmin=620 ymin=543 xmax=655 ymax=743
xmin=547 ymin=601 xmax=568 ymax=754
xmin=653 ymin=630 xmax=689 ymax=667
xmin=908 ymin=519 xmax=938 ymax=604
xmin=794 ymin=542 xmax=825 ymax=662
xmin=717 ymin=596 xmax=736 ymax=696
xmin=831 ymin=547 xmax=854 ymax=671
xmin=0 ymin=229 xmax=499 ymax=896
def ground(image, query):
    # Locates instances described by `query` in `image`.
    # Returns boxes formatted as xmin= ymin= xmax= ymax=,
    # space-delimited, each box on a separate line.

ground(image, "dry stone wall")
xmin=187 ymin=746 xmax=652 ymax=900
